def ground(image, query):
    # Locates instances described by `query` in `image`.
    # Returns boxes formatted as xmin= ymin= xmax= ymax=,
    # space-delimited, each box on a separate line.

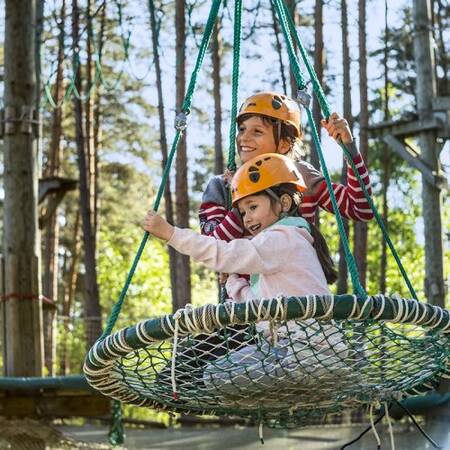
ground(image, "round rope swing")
xmin=84 ymin=0 xmax=450 ymax=439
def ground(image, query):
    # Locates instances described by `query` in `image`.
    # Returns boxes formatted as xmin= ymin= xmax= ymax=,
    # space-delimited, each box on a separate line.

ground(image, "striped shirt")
xmin=199 ymin=152 xmax=373 ymax=242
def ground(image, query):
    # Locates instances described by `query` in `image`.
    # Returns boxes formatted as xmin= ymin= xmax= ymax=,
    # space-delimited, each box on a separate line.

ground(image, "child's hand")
xmin=222 ymin=168 xmax=235 ymax=186
xmin=218 ymin=273 xmax=229 ymax=284
xmin=143 ymin=210 xmax=174 ymax=241
xmin=321 ymin=112 xmax=353 ymax=144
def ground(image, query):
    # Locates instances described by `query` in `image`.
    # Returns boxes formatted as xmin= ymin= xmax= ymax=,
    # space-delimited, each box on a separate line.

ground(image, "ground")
xmin=0 ymin=418 xmax=110 ymax=450
xmin=0 ymin=419 xmax=448 ymax=449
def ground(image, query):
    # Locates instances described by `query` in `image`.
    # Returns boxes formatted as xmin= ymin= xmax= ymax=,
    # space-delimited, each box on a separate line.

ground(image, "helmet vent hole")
xmin=272 ymin=97 xmax=282 ymax=110
xmin=248 ymin=171 xmax=260 ymax=183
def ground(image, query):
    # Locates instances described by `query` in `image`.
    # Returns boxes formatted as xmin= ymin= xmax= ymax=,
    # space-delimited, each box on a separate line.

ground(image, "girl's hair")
xmin=264 ymin=184 xmax=338 ymax=285
xmin=237 ymin=114 xmax=305 ymax=161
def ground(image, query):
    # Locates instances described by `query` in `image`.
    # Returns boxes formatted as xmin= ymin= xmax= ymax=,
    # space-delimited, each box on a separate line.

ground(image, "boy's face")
xmin=238 ymin=194 xmax=281 ymax=236
xmin=237 ymin=116 xmax=288 ymax=163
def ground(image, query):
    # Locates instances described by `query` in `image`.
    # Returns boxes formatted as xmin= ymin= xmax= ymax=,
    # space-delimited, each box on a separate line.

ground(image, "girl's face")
xmin=237 ymin=194 xmax=281 ymax=236
xmin=237 ymin=116 xmax=289 ymax=163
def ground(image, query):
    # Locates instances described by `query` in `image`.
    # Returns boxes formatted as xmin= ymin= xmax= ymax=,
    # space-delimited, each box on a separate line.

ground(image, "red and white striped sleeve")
xmin=300 ymin=153 xmax=374 ymax=222
xmin=199 ymin=175 xmax=244 ymax=242
xmin=199 ymin=202 xmax=244 ymax=241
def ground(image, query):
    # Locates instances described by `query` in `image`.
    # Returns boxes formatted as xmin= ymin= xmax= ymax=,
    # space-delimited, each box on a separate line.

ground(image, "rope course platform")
xmin=0 ymin=375 xmax=111 ymax=419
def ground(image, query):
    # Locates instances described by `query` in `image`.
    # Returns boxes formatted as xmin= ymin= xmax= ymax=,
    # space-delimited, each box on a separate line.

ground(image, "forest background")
xmin=0 ymin=0 xmax=449 ymax=421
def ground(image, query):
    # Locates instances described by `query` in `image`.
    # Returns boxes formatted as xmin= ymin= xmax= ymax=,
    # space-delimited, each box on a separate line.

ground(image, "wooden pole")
xmin=3 ymin=0 xmax=44 ymax=376
xmin=412 ymin=0 xmax=446 ymax=308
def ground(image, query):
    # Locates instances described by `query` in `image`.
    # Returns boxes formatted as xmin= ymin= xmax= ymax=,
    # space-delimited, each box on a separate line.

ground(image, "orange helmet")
xmin=236 ymin=92 xmax=302 ymax=137
xmin=231 ymin=153 xmax=307 ymax=206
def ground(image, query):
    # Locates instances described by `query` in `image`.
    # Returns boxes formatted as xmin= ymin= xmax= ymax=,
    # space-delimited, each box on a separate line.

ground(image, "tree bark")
xmin=59 ymin=210 xmax=81 ymax=375
xmin=286 ymin=0 xmax=298 ymax=98
xmin=379 ymin=0 xmax=390 ymax=294
xmin=434 ymin=0 xmax=449 ymax=96
xmin=72 ymin=0 xmax=102 ymax=348
xmin=3 ymin=0 xmax=44 ymax=376
xmin=413 ymin=0 xmax=445 ymax=308
xmin=149 ymin=0 xmax=178 ymax=310
xmin=42 ymin=0 xmax=66 ymax=376
xmin=212 ymin=19 xmax=224 ymax=175
xmin=271 ymin=2 xmax=287 ymax=94
xmin=174 ymin=0 xmax=191 ymax=311
xmin=354 ymin=0 xmax=369 ymax=289
xmin=311 ymin=0 xmax=323 ymax=171
xmin=337 ymin=0 xmax=352 ymax=294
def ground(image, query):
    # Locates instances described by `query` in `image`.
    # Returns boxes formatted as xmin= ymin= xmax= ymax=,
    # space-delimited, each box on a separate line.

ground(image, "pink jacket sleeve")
xmin=225 ymin=274 xmax=255 ymax=302
xmin=167 ymin=226 xmax=295 ymax=275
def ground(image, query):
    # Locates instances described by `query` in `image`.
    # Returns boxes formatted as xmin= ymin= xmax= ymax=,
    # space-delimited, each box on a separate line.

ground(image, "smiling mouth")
xmin=248 ymin=224 xmax=261 ymax=234
xmin=239 ymin=146 xmax=255 ymax=153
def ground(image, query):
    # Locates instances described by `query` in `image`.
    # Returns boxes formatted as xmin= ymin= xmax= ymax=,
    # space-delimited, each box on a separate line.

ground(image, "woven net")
xmin=84 ymin=295 xmax=450 ymax=428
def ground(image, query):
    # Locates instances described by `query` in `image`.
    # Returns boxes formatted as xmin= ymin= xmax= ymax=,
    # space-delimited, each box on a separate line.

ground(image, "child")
xmin=143 ymin=154 xmax=347 ymax=397
xmin=199 ymin=91 xmax=373 ymax=242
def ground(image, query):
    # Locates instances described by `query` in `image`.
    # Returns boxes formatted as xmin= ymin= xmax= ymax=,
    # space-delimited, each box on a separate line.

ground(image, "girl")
xmin=144 ymin=154 xmax=347 ymax=397
xmin=199 ymin=91 xmax=373 ymax=242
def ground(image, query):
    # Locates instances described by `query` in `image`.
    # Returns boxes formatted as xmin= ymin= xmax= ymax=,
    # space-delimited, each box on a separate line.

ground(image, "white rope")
xmin=384 ymin=402 xmax=395 ymax=450
xmin=373 ymin=295 xmax=386 ymax=320
xmin=348 ymin=295 xmax=359 ymax=319
xmin=369 ymin=403 xmax=381 ymax=449
xmin=171 ymin=309 xmax=182 ymax=400
xmin=320 ymin=294 xmax=335 ymax=320
xmin=428 ymin=306 xmax=444 ymax=330
xmin=258 ymin=421 xmax=264 ymax=444
xmin=354 ymin=296 xmax=372 ymax=320
xmin=411 ymin=299 xmax=421 ymax=324
xmin=391 ymin=295 xmax=405 ymax=322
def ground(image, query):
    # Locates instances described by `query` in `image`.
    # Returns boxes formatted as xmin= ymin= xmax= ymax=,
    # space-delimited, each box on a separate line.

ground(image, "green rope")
xmin=279 ymin=0 xmax=330 ymax=119
xmin=270 ymin=0 xmax=306 ymax=90
xmin=181 ymin=0 xmax=222 ymax=114
xmin=273 ymin=0 xmax=366 ymax=298
xmin=108 ymin=399 xmax=125 ymax=446
xmin=340 ymin=144 xmax=418 ymax=299
xmin=100 ymin=0 xmax=222 ymax=339
xmin=305 ymin=108 xmax=367 ymax=297
xmin=278 ymin=0 xmax=417 ymax=299
xmin=227 ymin=0 xmax=242 ymax=172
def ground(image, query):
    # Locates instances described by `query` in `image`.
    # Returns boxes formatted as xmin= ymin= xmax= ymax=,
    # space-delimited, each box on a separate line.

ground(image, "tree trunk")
xmin=286 ymin=0 xmax=298 ymax=98
xmin=3 ymin=0 xmax=44 ymax=376
xmin=59 ymin=210 xmax=81 ymax=375
xmin=337 ymin=0 xmax=352 ymax=295
xmin=413 ymin=0 xmax=445 ymax=308
xmin=71 ymin=0 xmax=102 ymax=348
xmin=271 ymin=2 xmax=287 ymax=94
xmin=149 ymin=0 xmax=178 ymax=310
xmin=42 ymin=0 xmax=66 ymax=376
xmin=212 ymin=19 xmax=224 ymax=175
xmin=174 ymin=0 xmax=191 ymax=311
xmin=379 ymin=0 xmax=390 ymax=294
xmin=86 ymin=0 xmax=97 ymax=237
xmin=434 ymin=0 xmax=449 ymax=95
xmin=311 ymin=0 xmax=323 ymax=172
xmin=353 ymin=0 xmax=369 ymax=289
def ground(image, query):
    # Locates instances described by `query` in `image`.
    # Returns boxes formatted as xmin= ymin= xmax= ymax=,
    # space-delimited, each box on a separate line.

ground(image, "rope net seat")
xmin=84 ymin=295 xmax=450 ymax=427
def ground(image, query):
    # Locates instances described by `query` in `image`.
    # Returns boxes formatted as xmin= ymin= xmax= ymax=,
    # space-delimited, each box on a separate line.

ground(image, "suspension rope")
xmin=272 ymin=0 xmax=366 ymax=298
xmin=100 ymin=0 xmax=223 ymax=339
xmin=226 ymin=0 xmax=242 ymax=172
xmin=278 ymin=0 xmax=417 ymax=299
